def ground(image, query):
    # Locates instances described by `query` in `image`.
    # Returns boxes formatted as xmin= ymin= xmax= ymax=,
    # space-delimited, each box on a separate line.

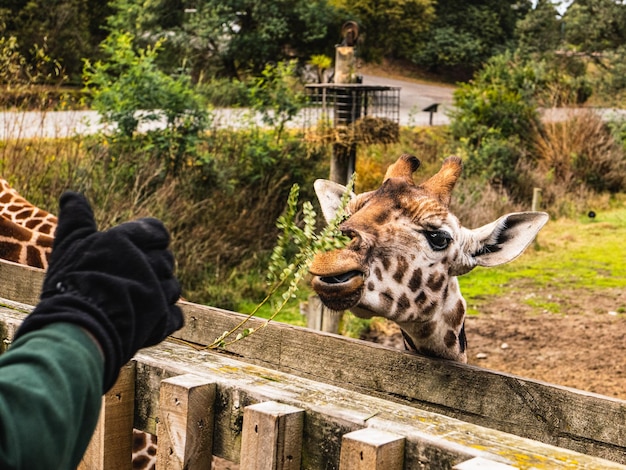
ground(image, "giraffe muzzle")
xmin=310 ymin=270 xmax=365 ymax=311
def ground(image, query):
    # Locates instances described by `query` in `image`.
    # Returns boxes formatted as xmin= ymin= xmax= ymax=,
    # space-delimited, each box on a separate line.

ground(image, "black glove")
xmin=14 ymin=192 xmax=184 ymax=391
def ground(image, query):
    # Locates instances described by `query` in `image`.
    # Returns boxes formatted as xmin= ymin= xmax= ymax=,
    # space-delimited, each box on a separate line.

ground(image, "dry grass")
xmin=305 ymin=116 xmax=399 ymax=148
xmin=533 ymin=110 xmax=626 ymax=192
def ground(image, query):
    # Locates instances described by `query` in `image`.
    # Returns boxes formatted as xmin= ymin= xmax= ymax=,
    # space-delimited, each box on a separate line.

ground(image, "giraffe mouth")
xmin=318 ymin=270 xmax=362 ymax=284
xmin=310 ymin=270 xmax=365 ymax=311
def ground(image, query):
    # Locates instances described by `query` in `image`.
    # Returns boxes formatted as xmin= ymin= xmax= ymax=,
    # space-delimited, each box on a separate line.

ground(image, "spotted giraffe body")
xmin=0 ymin=178 xmax=157 ymax=470
xmin=0 ymin=179 xmax=55 ymax=268
xmin=0 ymin=178 xmax=57 ymax=235
xmin=310 ymin=154 xmax=548 ymax=361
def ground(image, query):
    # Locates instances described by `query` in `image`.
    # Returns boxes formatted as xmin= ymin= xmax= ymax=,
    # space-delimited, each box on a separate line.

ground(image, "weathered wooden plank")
xmin=0 ymin=300 xmax=31 ymax=353
xmin=240 ymin=401 xmax=304 ymax=470
xmin=133 ymin=341 xmax=626 ymax=470
xmin=339 ymin=428 xmax=404 ymax=470
xmin=156 ymin=374 xmax=216 ymax=470
xmin=0 ymin=258 xmax=43 ymax=306
xmin=79 ymin=363 xmax=135 ymax=470
xmin=173 ymin=301 xmax=626 ymax=465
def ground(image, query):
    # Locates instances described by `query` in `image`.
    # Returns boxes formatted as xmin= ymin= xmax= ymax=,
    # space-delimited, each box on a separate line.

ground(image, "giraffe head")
xmin=309 ymin=154 xmax=548 ymax=362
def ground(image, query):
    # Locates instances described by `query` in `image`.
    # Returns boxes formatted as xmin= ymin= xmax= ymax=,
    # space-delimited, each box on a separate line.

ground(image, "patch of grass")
xmin=237 ymin=297 xmax=307 ymax=327
xmin=523 ymin=295 xmax=562 ymax=314
xmin=460 ymin=206 xmax=626 ymax=314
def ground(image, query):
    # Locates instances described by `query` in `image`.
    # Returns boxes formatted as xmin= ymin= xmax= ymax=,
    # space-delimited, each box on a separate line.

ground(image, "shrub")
xmin=248 ymin=60 xmax=307 ymax=142
xmin=449 ymin=52 xmax=542 ymax=191
xmin=0 ymin=31 xmax=71 ymax=110
xmin=535 ymin=111 xmax=626 ymax=193
xmin=83 ymin=31 xmax=210 ymax=143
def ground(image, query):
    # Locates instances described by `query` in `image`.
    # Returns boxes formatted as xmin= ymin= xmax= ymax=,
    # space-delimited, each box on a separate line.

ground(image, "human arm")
xmin=0 ymin=323 xmax=103 ymax=470
xmin=0 ymin=191 xmax=184 ymax=469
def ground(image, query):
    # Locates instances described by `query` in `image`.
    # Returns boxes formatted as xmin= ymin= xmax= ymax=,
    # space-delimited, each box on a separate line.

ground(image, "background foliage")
xmin=2 ymin=0 xmax=626 ymax=328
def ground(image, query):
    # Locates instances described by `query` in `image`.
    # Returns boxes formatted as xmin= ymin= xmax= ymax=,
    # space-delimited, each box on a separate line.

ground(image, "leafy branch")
xmin=206 ymin=177 xmax=354 ymax=349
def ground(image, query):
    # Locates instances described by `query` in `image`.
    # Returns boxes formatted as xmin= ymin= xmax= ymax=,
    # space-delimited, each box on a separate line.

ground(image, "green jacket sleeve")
xmin=0 ymin=322 xmax=104 ymax=470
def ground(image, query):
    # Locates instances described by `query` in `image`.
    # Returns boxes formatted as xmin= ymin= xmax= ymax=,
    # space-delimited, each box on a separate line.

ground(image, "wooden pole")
xmin=305 ymin=294 xmax=341 ymax=334
xmin=532 ymin=188 xmax=542 ymax=211
xmin=156 ymin=374 xmax=216 ymax=470
xmin=339 ymin=428 xmax=405 ymax=470
xmin=240 ymin=401 xmax=304 ymax=470
xmin=79 ymin=363 xmax=135 ymax=470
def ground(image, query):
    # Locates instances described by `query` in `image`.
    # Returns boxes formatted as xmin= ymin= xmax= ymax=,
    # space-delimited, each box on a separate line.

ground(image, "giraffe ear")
xmin=314 ymin=179 xmax=355 ymax=224
xmin=469 ymin=212 xmax=549 ymax=268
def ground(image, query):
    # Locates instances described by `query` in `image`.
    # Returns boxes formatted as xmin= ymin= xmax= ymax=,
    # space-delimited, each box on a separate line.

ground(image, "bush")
xmin=83 ymin=32 xmax=210 ymax=135
xmin=248 ymin=60 xmax=307 ymax=142
xmin=196 ymin=77 xmax=250 ymax=107
xmin=532 ymin=111 xmax=626 ymax=193
xmin=449 ymin=53 xmax=541 ymax=191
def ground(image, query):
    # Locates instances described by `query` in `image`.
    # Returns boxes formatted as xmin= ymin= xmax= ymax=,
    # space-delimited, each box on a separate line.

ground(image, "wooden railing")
xmin=0 ymin=258 xmax=625 ymax=469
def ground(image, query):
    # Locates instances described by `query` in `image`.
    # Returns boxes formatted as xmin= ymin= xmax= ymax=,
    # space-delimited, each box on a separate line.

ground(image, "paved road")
xmin=0 ymin=75 xmax=458 ymax=139
xmin=360 ymin=74 xmax=454 ymax=126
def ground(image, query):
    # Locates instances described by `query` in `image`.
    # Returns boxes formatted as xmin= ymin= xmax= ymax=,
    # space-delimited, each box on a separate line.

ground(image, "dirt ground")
xmin=364 ymin=286 xmax=626 ymax=400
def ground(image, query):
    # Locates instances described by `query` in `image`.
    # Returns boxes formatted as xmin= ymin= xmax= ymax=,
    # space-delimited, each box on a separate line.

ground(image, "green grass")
xmin=237 ymin=296 xmax=307 ymax=327
xmin=460 ymin=206 xmax=626 ymax=315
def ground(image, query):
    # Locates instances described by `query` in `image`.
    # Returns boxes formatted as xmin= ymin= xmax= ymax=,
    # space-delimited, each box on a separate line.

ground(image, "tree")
xmin=1 ymin=0 xmax=113 ymax=84
xmin=449 ymin=52 xmax=542 ymax=190
xmin=563 ymin=0 xmax=626 ymax=53
xmin=83 ymin=31 xmax=208 ymax=138
xmin=517 ymin=0 xmax=563 ymax=56
xmin=330 ymin=0 xmax=435 ymax=62
xmin=411 ymin=0 xmax=532 ymax=79
xmin=562 ymin=0 xmax=626 ymax=105
xmin=107 ymin=0 xmax=341 ymax=80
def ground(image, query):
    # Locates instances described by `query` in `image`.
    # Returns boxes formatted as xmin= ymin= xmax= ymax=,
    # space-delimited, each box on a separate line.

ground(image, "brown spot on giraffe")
xmin=444 ymin=300 xmax=465 ymax=328
xmin=310 ymin=154 xmax=548 ymax=362
xmin=408 ymin=268 xmax=422 ymax=292
xmin=444 ymin=330 xmax=457 ymax=348
xmin=426 ymin=272 xmax=445 ymax=292
xmin=393 ymin=255 xmax=408 ymax=283
xmin=416 ymin=320 xmax=437 ymax=339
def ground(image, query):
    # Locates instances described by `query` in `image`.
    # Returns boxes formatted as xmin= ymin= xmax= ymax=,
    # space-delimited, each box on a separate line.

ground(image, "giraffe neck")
xmin=394 ymin=277 xmax=468 ymax=362
xmin=0 ymin=216 xmax=53 ymax=269
xmin=0 ymin=178 xmax=57 ymax=235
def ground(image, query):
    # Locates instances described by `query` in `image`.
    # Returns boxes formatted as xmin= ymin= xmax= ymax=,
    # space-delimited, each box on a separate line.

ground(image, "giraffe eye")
xmin=424 ymin=230 xmax=451 ymax=251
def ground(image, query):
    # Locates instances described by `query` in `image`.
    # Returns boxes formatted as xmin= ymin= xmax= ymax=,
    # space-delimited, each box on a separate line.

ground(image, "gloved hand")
xmin=14 ymin=192 xmax=184 ymax=391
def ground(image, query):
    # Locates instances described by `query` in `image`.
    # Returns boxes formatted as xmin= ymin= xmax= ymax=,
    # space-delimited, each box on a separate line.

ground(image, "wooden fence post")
xmin=339 ymin=428 xmax=405 ymax=470
xmin=303 ymin=294 xmax=341 ymax=334
xmin=156 ymin=374 xmax=216 ymax=470
xmin=79 ymin=362 xmax=135 ymax=470
xmin=532 ymin=187 xmax=542 ymax=211
xmin=240 ymin=401 xmax=305 ymax=470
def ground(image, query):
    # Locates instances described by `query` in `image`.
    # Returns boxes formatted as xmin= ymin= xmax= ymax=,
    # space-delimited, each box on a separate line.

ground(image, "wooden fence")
xmin=0 ymin=258 xmax=625 ymax=469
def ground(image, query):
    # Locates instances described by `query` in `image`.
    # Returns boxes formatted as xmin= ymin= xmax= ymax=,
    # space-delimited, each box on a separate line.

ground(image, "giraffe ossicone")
xmin=310 ymin=154 xmax=548 ymax=362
